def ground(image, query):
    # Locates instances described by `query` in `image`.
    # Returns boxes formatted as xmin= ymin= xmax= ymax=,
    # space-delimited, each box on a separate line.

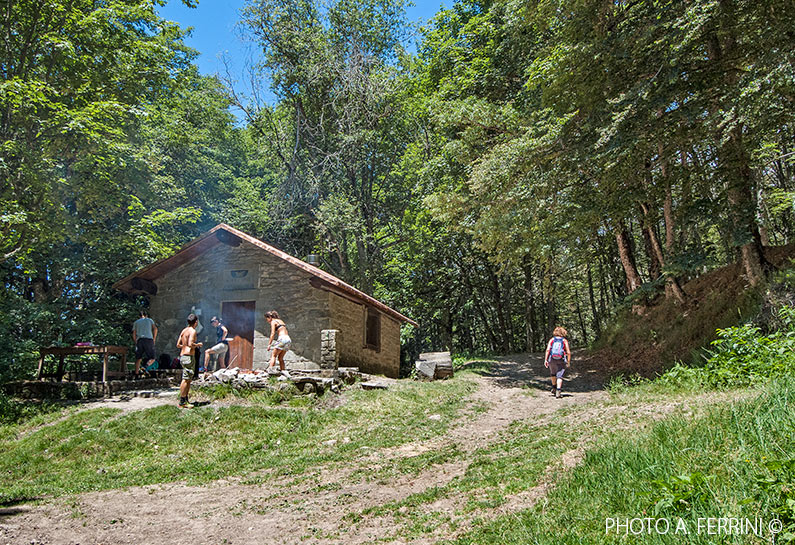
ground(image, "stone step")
xmin=418 ymin=351 xmax=452 ymax=364
xmin=361 ymin=381 xmax=388 ymax=390
xmin=414 ymin=351 xmax=454 ymax=381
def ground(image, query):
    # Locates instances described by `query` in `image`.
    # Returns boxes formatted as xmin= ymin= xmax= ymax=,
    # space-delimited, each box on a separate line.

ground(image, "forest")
xmin=1 ymin=0 xmax=794 ymax=381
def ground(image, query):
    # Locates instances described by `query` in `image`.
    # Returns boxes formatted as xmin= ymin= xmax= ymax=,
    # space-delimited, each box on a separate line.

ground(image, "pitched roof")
xmin=113 ymin=224 xmax=418 ymax=326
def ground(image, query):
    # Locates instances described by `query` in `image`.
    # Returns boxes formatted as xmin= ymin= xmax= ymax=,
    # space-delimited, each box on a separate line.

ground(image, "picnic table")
xmin=37 ymin=345 xmax=128 ymax=383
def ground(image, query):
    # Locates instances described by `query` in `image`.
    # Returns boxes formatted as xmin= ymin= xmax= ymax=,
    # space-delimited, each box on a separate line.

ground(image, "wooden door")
xmin=221 ymin=301 xmax=255 ymax=369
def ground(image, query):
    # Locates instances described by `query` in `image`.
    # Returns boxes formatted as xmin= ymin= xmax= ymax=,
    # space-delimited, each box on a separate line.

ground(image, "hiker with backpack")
xmin=544 ymin=327 xmax=572 ymax=398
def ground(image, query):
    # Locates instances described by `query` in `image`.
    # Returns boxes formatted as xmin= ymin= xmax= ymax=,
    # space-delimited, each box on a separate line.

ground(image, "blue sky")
xmin=156 ymin=0 xmax=450 ymax=102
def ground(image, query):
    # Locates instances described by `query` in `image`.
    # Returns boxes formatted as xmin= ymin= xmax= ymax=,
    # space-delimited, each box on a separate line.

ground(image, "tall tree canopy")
xmin=2 ymin=0 xmax=794 ymax=379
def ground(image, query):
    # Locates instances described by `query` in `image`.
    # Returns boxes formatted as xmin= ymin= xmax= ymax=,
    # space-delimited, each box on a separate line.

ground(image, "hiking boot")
xmin=551 ymin=387 xmax=557 ymax=396
xmin=178 ymin=397 xmax=194 ymax=409
xmin=555 ymin=389 xmax=562 ymax=399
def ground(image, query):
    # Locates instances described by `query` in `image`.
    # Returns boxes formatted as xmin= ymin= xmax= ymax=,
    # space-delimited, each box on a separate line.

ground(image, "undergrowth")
xmin=607 ymin=305 xmax=795 ymax=394
xmin=195 ymin=382 xmax=309 ymax=407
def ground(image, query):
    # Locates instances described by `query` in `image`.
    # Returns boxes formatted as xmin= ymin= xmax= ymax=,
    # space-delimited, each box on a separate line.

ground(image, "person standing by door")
xmin=264 ymin=310 xmax=291 ymax=373
xmin=204 ymin=316 xmax=229 ymax=372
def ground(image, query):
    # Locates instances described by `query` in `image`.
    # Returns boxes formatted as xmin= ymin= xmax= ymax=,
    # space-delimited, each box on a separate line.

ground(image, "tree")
xmin=0 ymin=0 xmax=209 ymax=378
xmin=238 ymin=0 xmax=417 ymax=293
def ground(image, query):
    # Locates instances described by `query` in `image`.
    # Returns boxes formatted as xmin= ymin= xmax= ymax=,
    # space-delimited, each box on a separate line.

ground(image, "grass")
xmin=0 ymin=373 xmax=479 ymax=505
xmin=5 ymin=351 xmax=794 ymax=544
xmin=0 ymin=392 xmax=70 ymax=439
xmin=353 ymin=418 xmax=583 ymax=540
xmin=446 ymin=378 xmax=795 ymax=545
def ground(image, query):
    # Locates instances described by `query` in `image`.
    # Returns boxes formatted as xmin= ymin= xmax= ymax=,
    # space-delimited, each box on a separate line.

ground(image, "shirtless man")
xmin=176 ymin=313 xmax=202 ymax=408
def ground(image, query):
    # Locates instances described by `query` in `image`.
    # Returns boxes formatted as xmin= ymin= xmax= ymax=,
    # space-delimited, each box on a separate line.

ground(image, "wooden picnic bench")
xmin=37 ymin=345 xmax=128 ymax=383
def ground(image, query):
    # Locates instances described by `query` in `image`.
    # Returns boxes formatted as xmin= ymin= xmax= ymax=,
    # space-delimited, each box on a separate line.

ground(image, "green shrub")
xmin=656 ymin=306 xmax=795 ymax=389
xmin=701 ymin=306 xmax=795 ymax=388
xmin=606 ymin=373 xmax=648 ymax=394
xmin=646 ymin=471 xmax=716 ymax=515
xmin=753 ymin=458 xmax=795 ymax=541
xmin=655 ymin=362 xmax=701 ymax=388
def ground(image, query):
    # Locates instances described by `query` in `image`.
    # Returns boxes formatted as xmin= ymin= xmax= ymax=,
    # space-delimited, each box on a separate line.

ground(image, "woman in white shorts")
xmin=264 ymin=310 xmax=291 ymax=372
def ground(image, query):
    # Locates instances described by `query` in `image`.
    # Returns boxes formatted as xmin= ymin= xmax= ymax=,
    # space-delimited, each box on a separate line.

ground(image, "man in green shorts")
xmin=176 ymin=313 xmax=202 ymax=408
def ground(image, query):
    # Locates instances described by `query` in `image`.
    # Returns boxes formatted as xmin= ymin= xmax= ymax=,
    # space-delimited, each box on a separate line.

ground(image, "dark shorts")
xmin=135 ymin=338 xmax=156 ymax=360
xmin=548 ymin=358 xmax=568 ymax=379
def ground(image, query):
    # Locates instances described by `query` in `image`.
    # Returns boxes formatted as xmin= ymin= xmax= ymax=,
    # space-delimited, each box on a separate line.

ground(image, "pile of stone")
xmin=414 ymin=352 xmax=454 ymax=380
xmin=194 ymin=366 xmax=365 ymax=395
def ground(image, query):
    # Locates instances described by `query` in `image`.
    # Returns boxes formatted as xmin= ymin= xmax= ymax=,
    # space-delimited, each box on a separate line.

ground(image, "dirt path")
xmin=0 ymin=353 xmax=738 ymax=545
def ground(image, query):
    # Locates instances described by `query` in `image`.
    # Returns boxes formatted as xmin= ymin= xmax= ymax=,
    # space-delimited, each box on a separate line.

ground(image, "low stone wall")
xmin=3 ymin=378 xmax=173 ymax=400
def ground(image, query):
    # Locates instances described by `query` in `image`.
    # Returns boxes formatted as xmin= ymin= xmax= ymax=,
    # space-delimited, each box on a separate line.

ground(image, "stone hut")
xmin=113 ymin=224 xmax=417 ymax=378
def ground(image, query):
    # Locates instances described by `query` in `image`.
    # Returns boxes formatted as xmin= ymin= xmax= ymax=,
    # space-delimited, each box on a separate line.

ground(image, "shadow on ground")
xmin=460 ymin=349 xmax=605 ymax=394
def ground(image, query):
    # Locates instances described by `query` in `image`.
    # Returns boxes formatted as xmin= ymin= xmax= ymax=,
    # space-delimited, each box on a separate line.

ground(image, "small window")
xmin=364 ymin=308 xmax=381 ymax=351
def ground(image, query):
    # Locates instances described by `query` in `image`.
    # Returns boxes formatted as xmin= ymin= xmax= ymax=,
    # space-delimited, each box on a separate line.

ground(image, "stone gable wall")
xmin=148 ymin=241 xmax=331 ymax=368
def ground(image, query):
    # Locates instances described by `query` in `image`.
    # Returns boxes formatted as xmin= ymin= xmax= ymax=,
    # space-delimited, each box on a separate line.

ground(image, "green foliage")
xmin=701 ymin=306 xmax=795 ymax=388
xmin=3 ymin=0 xmax=795 ymax=379
xmin=754 ymin=458 xmax=795 ymax=541
xmin=0 ymin=392 xmax=61 ymax=426
xmin=649 ymin=304 xmax=795 ymax=392
xmin=647 ymin=471 xmax=716 ymax=515
xmin=0 ymin=3 xmax=272 ymax=382
xmin=655 ymin=362 xmax=702 ymax=389
xmin=606 ymin=373 xmax=648 ymax=394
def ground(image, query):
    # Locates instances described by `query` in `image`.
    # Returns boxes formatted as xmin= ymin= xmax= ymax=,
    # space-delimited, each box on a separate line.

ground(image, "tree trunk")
xmin=615 ymin=222 xmax=643 ymax=294
xmin=663 ymin=176 xmax=676 ymax=257
xmin=523 ymin=258 xmax=537 ymax=352
xmin=640 ymin=202 xmax=687 ymax=304
xmin=587 ymin=262 xmax=601 ymax=338
xmin=724 ymin=126 xmax=769 ymax=286
xmin=354 ymin=234 xmax=373 ymax=294
xmin=678 ymin=149 xmax=692 ymax=251
xmin=460 ymin=263 xmax=500 ymax=350
xmin=707 ymin=8 xmax=770 ymax=285
xmin=643 ymin=151 xmax=688 ymax=303
xmin=543 ymin=260 xmax=556 ymax=335
xmin=640 ymin=211 xmax=662 ymax=280
xmin=440 ymin=306 xmax=453 ymax=352
xmin=488 ymin=267 xmax=510 ymax=353
xmin=575 ymin=292 xmax=588 ymax=345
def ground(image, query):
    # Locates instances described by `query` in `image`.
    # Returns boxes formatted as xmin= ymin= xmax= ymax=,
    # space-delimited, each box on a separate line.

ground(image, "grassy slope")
xmin=0 ymin=376 xmax=478 ymax=505
xmin=2 ymin=364 xmax=792 ymax=544
xmin=450 ymin=380 xmax=793 ymax=545
xmin=594 ymin=244 xmax=795 ymax=377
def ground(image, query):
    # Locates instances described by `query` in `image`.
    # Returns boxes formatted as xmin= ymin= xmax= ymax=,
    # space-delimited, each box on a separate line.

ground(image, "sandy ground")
xmin=0 ymin=353 xmax=737 ymax=545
